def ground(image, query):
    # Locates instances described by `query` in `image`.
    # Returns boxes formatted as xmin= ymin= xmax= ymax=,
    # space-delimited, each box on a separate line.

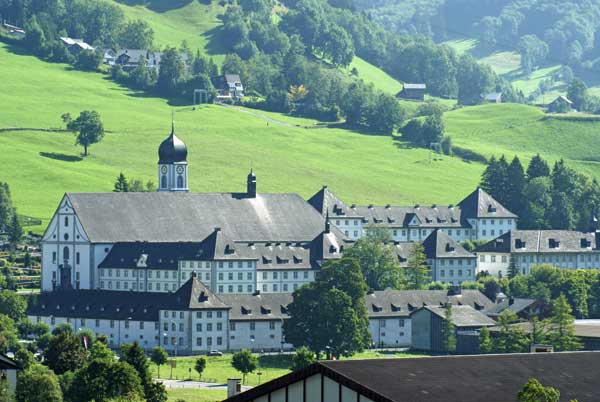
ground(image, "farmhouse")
xmin=113 ymin=49 xmax=161 ymax=70
xmin=396 ymin=83 xmax=426 ymax=101
xmin=59 ymin=37 xmax=94 ymax=54
xmin=484 ymin=92 xmax=503 ymax=103
xmin=213 ymin=74 xmax=245 ymax=100
xmin=548 ymin=95 xmax=573 ymax=113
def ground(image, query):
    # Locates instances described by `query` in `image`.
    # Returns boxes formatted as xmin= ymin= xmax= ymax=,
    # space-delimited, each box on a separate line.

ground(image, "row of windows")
xmin=378 ymin=319 xmax=405 ymax=328
xmin=194 ymin=336 xmax=223 ymax=347
xmin=218 ymin=272 xmax=253 ymax=281
xmin=260 ymin=271 xmax=309 ymax=280
xmin=481 ymin=219 xmax=513 ymax=225
xmin=334 ymin=219 xmax=361 ymax=227
xmin=44 ymin=316 xmax=158 ymax=330
xmin=218 ymin=284 xmax=254 ymax=293
xmin=480 ymin=229 xmax=505 ymax=237
xmin=260 ymin=283 xmax=302 ymax=293
xmin=439 ymin=269 xmax=471 ymax=278
xmin=480 ymin=255 xmax=509 ymax=263
xmin=100 ymin=281 xmax=178 ymax=292
xmin=437 ymin=259 xmax=474 ymax=266
xmin=100 ymin=269 xmax=179 ymax=279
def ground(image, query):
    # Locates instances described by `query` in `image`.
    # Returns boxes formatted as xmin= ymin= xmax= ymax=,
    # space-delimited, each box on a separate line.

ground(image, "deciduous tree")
xmin=67 ymin=110 xmax=105 ymax=156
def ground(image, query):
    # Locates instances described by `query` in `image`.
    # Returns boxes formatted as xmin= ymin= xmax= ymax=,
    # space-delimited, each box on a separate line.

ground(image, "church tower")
xmin=158 ymin=120 xmax=189 ymax=192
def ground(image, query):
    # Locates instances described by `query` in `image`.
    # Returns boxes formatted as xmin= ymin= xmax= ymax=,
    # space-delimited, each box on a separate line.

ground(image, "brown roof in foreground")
xmin=224 ymin=352 xmax=600 ymax=402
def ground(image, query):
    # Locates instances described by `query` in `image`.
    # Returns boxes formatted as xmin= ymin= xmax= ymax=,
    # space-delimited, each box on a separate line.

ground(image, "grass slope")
xmin=446 ymin=103 xmax=600 ymax=178
xmin=346 ymin=57 xmax=403 ymax=95
xmin=114 ymin=0 xmax=226 ymax=61
xmin=0 ymin=43 xmax=483 ymax=231
xmin=167 ymin=388 xmax=225 ymax=402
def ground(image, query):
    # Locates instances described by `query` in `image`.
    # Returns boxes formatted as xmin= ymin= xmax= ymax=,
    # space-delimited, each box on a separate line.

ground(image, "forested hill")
xmin=354 ymin=0 xmax=600 ymax=79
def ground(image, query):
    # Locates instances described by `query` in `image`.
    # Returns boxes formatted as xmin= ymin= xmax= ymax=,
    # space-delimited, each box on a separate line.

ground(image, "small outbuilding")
xmin=396 ymin=83 xmax=426 ymax=101
xmin=484 ymin=92 xmax=503 ymax=103
xmin=0 ymin=353 xmax=19 ymax=394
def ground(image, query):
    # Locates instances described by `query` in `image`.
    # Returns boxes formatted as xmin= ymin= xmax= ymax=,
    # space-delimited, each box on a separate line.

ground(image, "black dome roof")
xmin=158 ymin=127 xmax=187 ymax=164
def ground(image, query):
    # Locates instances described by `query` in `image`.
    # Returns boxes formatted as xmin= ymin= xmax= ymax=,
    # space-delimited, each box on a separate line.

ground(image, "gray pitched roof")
xmin=476 ymin=230 xmax=598 ymax=254
xmin=403 ymin=83 xmax=426 ymax=89
xmin=352 ymin=205 xmax=464 ymax=228
xmin=485 ymin=297 xmax=538 ymax=317
xmin=0 ymin=353 xmax=19 ymax=370
xmin=457 ymin=188 xmax=517 ymax=219
xmin=420 ymin=305 xmax=496 ymax=327
xmin=219 ymin=293 xmax=293 ymax=321
xmin=365 ymin=289 xmax=494 ymax=318
xmin=421 ymin=230 xmax=474 ymax=259
xmin=67 ymin=192 xmax=327 ymax=243
xmin=27 ymin=276 xmax=228 ymax=321
xmin=307 ymin=186 xmax=360 ymax=218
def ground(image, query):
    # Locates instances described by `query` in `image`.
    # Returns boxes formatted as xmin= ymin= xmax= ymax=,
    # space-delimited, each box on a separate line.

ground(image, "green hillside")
xmin=446 ymin=103 xmax=600 ymax=178
xmin=0 ymin=42 xmax=482 ymax=231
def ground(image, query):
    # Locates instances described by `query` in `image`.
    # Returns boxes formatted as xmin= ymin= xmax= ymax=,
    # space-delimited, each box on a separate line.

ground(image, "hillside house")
xmin=2 ymin=22 xmax=25 ymax=39
xmin=0 ymin=353 xmax=19 ymax=394
xmin=114 ymin=49 xmax=161 ymax=70
xmin=548 ymin=95 xmax=573 ymax=113
xmin=396 ymin=83 xmax=426 ymax=101
xmin=213 ymin=74 xmax=244 ymax=100
xmin=60 ymin=37 xmax=94 ymax=54
xmin=484 ymin=92 xmax=503 ymax=103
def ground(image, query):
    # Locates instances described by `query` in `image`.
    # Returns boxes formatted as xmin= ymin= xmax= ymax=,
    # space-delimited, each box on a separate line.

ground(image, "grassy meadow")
xmin=0 ymin=42 xmax=483 ymax=232
xmin=166 ymin=388 xmax=226 ymax=402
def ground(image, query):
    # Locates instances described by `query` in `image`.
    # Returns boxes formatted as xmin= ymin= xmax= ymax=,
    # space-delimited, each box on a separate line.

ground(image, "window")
xmin=95 ymin=319 xmax=100 ymax=327
xmin=304 ymin=271 xmax=308 ymax=279
xmin=237 ymin=273 xmax=243 ymax=281
xmin=283 ymin=272 xmax=288 ymax=279
xmin=273 ymin=272 xmax=278 ymax=279
xmin=156 ymin=271 xmax=161 ymax=279
xmin=491 ymin=255 xmax=496 ymax=263
xmin=228 ymin=285 xmax=233 ymax=293
xmin=238 ymin=285 xmax=243 ymax=293
xmin=247 ymin=272 xmax=252 ymax=280
xmin=228 ymin=273 xmax=233 ymax=281
xmin=217 ymin=337 xmax=222 ymax=346
xmin=64 ymin=216 xmax=69 ymax=226
xmin=262 ymin=272 xmax=267 ymax=280
xmin=228 ymin=262 xmax=233 ymax=268
xmin=262 ymin=284 xmax=267 ymax=292
xmin=269 ymin=322 xmax=275 ymax=330
xmin=52 ymin=252 xmax=57 ymax=263
xmin=125 ymin=321 xmax=129 ymax=329
xmin=293 ymin=271 xmax=298 ymax=279
xmin=247 ymin=285 xmax=253 ymax=292
xmin=399 ymin=319 xmax=405 ymax=327
xmin=238 ymin=261 xmax=243 ymax=268
xmin=250 ymin=322 xmax=256 ymax=331
xmin=110 ymin=320 xmax=115 ymax=328
xmin=217 ymin=311 xmax=222 ymax=318
xmin=440 ymin=270 xmax=445 ymax=277
xmin=196 ymin=337 xmax=202 ymax=346
xmin=273 ymin=284 xmax=278 ymax=292
xmin=217 ymin=323 xmax=222 ymax=331
xmin=380 ymin=319 xmax=386 ymax=327
xmin=230 ymin=322 xmax=236 ymax=331
xmin=63 ymin=246 xmax=70 ymax=261
xmin=480 ymin=255 xmax=485 ymax=262
xmin=207 ymin=312 xmax=212 ymax=319
xmin=219 ymin=286 xmax=224 ymax=293
xmin=207 ymin=337 xmax=212 ymax=346
xmin=180 ymin=312 xmax=184 ymax=319
xmin=501 ymin=255 xmax=507 ymax=263
xmin=196 ymin=323 xmax=202 ymax=332
xmin=283 ymin=284 xmax=288 ymax=291
xmin=161 ymin=175 xmax=167 ymax=189
xmin=179 ymin=323 xmax=184 ymax=332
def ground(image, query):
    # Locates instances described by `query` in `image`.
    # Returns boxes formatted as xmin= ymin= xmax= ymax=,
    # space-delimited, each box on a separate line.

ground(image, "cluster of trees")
xmin=0 ymin=182 xmax=23 ymax=248
xmin=356 ymin=0 xmax=600 ymax=77
xmin=1 ymin=0 xmax=154 ymax=71
xmin=113 ymin=173 xmax=156 ymax=193
xmin=284 ymin=231 xmax=437 ymax=357
xmin=478 ymin=294 xmax=581 ymax=354
xmin=480 ymin=154 xmax=600 ymax=231
xmin=400 ymin=109 xmax=452 ymax=154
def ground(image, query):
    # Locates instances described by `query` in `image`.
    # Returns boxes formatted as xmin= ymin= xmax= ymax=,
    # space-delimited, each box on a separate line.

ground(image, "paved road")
xmin=157 ymin=379 xmax=252 ymax=391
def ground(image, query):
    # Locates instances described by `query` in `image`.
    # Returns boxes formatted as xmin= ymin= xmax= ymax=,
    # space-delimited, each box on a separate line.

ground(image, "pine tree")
xmin=546 ymin=192 xmax=573 ymax=230
xmin=478 ymin=326 xmax=492 ymax=353
xmin=548 ymin=294 xmax=582 ymax=351
xmin=506 ymin=156 xmax=526 ymax=215
xmin=8 ymin=212 xmax=22 ymax=248
xmin=517 ymin=379 xmax=560 ymax=402
xmin=113 ymin=173 xmax=129 ymax=192
xmin=480 ymin=155 xmax=509 ymax=204
xmin=442 ymin=303 xmax=456 ymax=354
xmin=526 ymin=154 xmax=550 ymax=179
xmin=507 ymin=256 xmax=519 ymax=279
xmin=406 ymin=243 xmax=431 ymax=290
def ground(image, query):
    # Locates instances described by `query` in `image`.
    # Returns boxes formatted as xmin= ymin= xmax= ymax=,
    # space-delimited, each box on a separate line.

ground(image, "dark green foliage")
xmin=518 ymin=35 xmax=548 ymax=73
xmin=343 ymin=236 xmax=405 ymax=290
xmin=291 ymin=347 xmax=317 ymax=371
xmin=157 ymin=48 xmax=185 ymax=97
xmin=67 ymin=110 xmax=104 ymax=156
xmin=456 ymin=54 xmax=494 ymax=105
xmin=231 ymin=349 xmax=258 ymax=384
xmin=406 ymin=243 xmax=431 ymax=290
xmin=44 ymin=331 xmax=87 ymax=375
xmin=441 ymin=304 xmax=456 ymax=353
xmin=547 ymin=294 xmax=582 ymax=351
xmin=113 ymin=173 xmax=129 ymax=193
xmin=478 ymin=326 xmax=492 ymax=353
xmin=73 ymin=49 xmax=102 ymax=71
xmin=284 ymin=258 xmax=370 ymax=357
xmin=150 ymin=347 xmax=168 ymax=378
xmin=567 ymin=78 xmax=588 ymax=111
xmin=527 ymin=154 xmax=550 ymax=179
xmin=506 ymin=156 xmax=526 ymax=215
xmin=68 ymin=359 xmax=144 ymax=402
xmin=194 ymin=357 xmax=207 ymax=380
xmin=0 ymin=314 xmax=19 ymax=354
xmin=0 ymin=291 xmax=26 ymax=321
xmin=15 ymin=365 xmax=63 ymax=402
xmin=119 ymin=19 xmax=154 ymax=49
xmin=517 ymin=379 xmax=560 ymax=402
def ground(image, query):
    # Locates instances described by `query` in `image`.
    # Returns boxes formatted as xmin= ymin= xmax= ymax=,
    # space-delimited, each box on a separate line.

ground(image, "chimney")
xmin=447 ymin=285 xmax=462 ymax=296
xmin=227 ymin=379 xmax=242 ymax=398
xmin=325 ymin=211 xmax=331 ymax=234
xmin=247 ymin=169 xmax=257 ymax=198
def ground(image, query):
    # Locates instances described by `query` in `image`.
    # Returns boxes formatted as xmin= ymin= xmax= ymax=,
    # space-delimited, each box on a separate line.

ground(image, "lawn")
xmin=0 ymin=42 xmax=485 ymax=233
xmin=346 ymin=56 xmax=403 ymax=95
xmin=480 ymin=51 xmax=521 ymax=75
xmin=166 ymin=388 xmax=226 ymax=402
xmin=445 ymin=103 xmax=600 ymax=178
xmin=442 ymin=38 xmax=477 ymax=55
xmin=151 ymin=350 xmax=427 ymax=387
xmin=113 ymin=0 xmax=227 ymax=62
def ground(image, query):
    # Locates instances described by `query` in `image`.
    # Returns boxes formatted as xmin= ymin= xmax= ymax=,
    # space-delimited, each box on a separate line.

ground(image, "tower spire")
xmin=171 ymin=110 xmax=175 ymax=134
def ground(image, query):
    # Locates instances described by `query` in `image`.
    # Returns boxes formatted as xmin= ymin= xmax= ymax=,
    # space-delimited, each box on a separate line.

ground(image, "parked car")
xmin=208 ymin=350 xmax=223 ymax=356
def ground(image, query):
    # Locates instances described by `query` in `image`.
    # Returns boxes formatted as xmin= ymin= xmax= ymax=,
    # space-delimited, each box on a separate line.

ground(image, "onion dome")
xmin=158 ymin=123 xmax=187 ymax=164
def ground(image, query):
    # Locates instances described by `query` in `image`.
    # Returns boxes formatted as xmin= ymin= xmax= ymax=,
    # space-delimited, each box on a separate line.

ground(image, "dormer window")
xmin=241 ymin=306 xmax=252 ymax=315
xmin=261 ymin=306 xmax=271 ymax=315
xmin=372 ymin=304 xmax=383 ymax=312
xmin=549 ymin=239 xmax=560 ymax=249
xmin=488 ymin=205 xmax=497 ymax=213
xmin=445 ymin=244 xmax=455 ymax=252
xmin=293 ymin=256 xmax=303 ymax=264
xmin=391 ymin=303 xmax=401 ymax=312
xmin=515 ymin=239 xmax=525 ymax=249
xmin=581 ymin=239 xmax=592 ymax=248
xmin=329 ymin=245 xmax=338 ymax=253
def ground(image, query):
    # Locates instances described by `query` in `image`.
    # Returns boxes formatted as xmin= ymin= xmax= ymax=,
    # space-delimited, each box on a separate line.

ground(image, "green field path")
xmin=0 ymin=43 xmax=483 ymax=231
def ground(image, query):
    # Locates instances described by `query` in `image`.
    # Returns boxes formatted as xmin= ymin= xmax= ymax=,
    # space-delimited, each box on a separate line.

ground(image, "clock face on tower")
xmin=161 ymin=165 xmax=168 ymax=174
xmin=176 ymin=166 xmax=184 ymax=174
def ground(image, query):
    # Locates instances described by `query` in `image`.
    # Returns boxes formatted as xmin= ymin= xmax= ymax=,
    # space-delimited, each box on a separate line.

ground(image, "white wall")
xmin=369 ymin=317 xmax=410 ymax=347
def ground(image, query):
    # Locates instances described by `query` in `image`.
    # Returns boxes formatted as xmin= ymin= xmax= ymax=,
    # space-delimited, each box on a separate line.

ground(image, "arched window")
xmin=64 ymin=216 xmax=69 ymax=226
xmin=177 ymin=175 xmax=184 ymax=188
xmin=161 ymin=175 xmax=167 ymax=189
xmin=63 ymin=246 xmax=70 ymax=261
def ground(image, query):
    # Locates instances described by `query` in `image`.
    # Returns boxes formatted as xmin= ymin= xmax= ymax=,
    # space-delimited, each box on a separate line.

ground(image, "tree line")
xmin=0 ymin=182 xmax=23 ymax=249
xmin=480 ymin=154 xmax=600 ymax=231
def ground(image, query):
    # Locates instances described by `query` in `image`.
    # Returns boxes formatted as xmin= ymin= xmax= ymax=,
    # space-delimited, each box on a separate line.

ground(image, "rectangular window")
xmin=228 ymin=273 xmax=234 ymax=281
xmin=273 ymin=272 xmax=278 ymax=279
xmin=228 ymin=285 xmax=233 ymax=293
xmin=140 ymin=322 xmax=144 ymax=330
xmin=238 ymin=285 xmax=243 ymax=293
xmin=230 ymin=322 xmax=236 ymax=331
xmin=480 ymin=255 xmax=485 ymax=262
xmin=217 ymin=323 xmax=222 ymax=331
xmin=125 ymin=321 xmax=129 ymax=329
xmin=196 ymin=323 xmax=202 ymax=332
xmin=273 ymin=284 xmax=278 ymax=292
xmin=207 ymin=337 xmax=212 ymax=346
xmin=238 ymin=273 xmax=243 ymax=281
xmin=247 ymin=272 xmax=252 ymax=280
xmin=196 ymin=337 xmax=202 ymax=346
xmin=217 ymin=337 xmax=222 ymax=346
xmin=269 ymin=322 xmax=275 ymax=330
xmin=247 ymin=285 xmax=253 ymax=292
xmin=262 ymin=272 xmax=267 ymax=280
xmin=293 ymin=271 xmax=298 ymax=279
xmin=304 ymin=272 xmax=308 ymax=279
xmin=217 ymin=311 xmax=222 ymax=318
xmin=399 ymin=319 xmax=405 ymax=327
xmin=95 ymin=319 xmax=100 ymax=327
xmin=207 ymin=311 xmax=212 ymax=319
xmin=283 ymin=272 xmax=288 ymax=279
xmin=76 ymin=252 xmax=80 ymax=265
xmin=250 ymin=322 xmax=255 ymax=331
xmin=179 ymin=323 xmax=184 ymax=332
xmin=110 ymin=320 xmax=115 ymax=328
